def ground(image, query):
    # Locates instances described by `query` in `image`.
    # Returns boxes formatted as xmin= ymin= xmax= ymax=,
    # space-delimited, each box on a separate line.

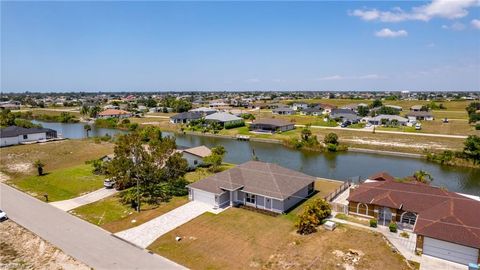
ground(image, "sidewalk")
xmin=50 ymin=188 xmax=117 ymax=211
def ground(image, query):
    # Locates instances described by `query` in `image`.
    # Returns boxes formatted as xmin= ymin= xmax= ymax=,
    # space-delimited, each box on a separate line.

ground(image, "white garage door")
xmin=192 ymin=189 xmax=216 ymax=206
xmin=423 ymin=237 xmax=478 ymax=265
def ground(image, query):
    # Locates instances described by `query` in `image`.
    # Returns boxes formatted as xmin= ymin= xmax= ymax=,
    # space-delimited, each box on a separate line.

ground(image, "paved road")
xmin=50 ymin=187 xmax=117 ymax=211
xmin=115 ymin=201 xmax=225 ymax=248
xmin=0 ymin=183 xmax=185 ymax=270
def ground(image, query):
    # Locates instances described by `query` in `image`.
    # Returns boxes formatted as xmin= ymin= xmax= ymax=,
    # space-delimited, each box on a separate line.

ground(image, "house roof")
xmin=98 ymin=109 xmax=131 ymax=116
xmin=0 ymin=126 xmax=56 ymax=138
xmin=367 ymin=114 xmax=408 ymax=122
xmin=188 ymin=161 xmax=316 ymax=200
xmin=348 ymin=180 xmax=480 ymax=248
xmin=272 ymin=107 xmax=295 ymax=112
xmin=367 ymin=171 xmax=395 ymax=182
xmin=410 ymin=105 xmax=423 ymax=110
xmin=189 ymin=107 xmax=217 ymax=113
xmin=331 ymin=109 xmax=357 ymax=115
xmin=182 ymin=145 xmax=212 ymax=158
xmin=170 ymin=111 xmax=204 ymax=120
xmin=405 ymin=111 xmax=434 ymax=117
xmin=205 ymin=112 xmax=243 ymax=122
xmin=251 ymin=118 xmax=293 ymax=127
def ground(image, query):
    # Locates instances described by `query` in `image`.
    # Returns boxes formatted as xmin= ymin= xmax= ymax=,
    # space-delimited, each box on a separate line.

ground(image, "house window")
xmin=357 ymin=203 xmax=368 ymax=215
xmin=401 ymin=212 xmax=417 ymax=225
xmin=194 ymin=160 xmax=198 ymax=165
xmin=23 ymin=134 xmax=28 ymax=139
xmin=246 ymin=193 xmax=256 ymax=204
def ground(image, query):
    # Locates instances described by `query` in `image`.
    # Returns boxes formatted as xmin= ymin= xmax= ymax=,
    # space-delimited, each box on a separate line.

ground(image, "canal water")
xmin=35 ymin=121 xmax=480 ymax=196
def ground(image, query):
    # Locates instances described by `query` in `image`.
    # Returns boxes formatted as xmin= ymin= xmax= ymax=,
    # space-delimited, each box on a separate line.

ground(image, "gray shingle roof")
xmin=188 ymin=161 xmax=315 ymax=200
xmin=205 ymin=112 xmax=242 ymax=122
xmin=0 ymin=126 xmax=56 ymax=138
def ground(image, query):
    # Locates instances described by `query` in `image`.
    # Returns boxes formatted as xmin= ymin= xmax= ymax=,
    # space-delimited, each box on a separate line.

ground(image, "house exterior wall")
xmin=348 ymin=201 xmax=375 ymax=217
xmin=182 ymin=152 xmax=204 ymax=169
xmin=1 ymin=132 xmax=48 ymax=147
xmin=218 ymin=191 xmax=230 ymax=207
xmin=1 ymin=136 xmax=19 ymax=147
xmin=283 ymin=186 xmax=311 ymax=212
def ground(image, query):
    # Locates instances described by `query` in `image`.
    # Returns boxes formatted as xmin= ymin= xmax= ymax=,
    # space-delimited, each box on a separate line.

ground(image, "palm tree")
xmin=413 ymin=170 xmax=433 ymax=184
xmin=80 ymin=105 xmax=90 ymax=117
xmin=84 ymin=124 xmax=92 ymax=137
xmin=89 ymin=106 xmax=101 ymax=118
xmin=34 ymin=160 xmax=45 ymax=176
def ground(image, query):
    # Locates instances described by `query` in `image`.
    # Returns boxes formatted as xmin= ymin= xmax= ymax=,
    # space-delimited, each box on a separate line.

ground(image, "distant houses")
xmin=405 ymin=111 xmax=434 ymax=121
xmin=179 ymin=145 xmax=212 ymax=169
xmin=272 ymin=107 xmax=295 ymax=115
xmin=169 ymin=112 xmax=204 ymax=124
xmin=205 ymin=112 xmax=244 ymax=127
xmin=0 ymin=126 xmax=58 ymax=147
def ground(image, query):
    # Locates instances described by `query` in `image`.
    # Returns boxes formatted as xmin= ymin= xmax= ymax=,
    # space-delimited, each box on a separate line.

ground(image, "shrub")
xmin=389 ymin=222 xmax=397 ymax=233
xmin=324 ymin=133 xmax=339 ymax=145
xmin=370 ymin=218 xmax=378 ymax=228
xmin=476 ymin=124 xmax=480 ymax=130
xmin=295 ymin=199 xmax=331 ymax=235
xmin=326 ymin=143 xmax=337 ymax=152
xmin=224 ymin=121 xmax=245 ymax=129
xmin=400 ymin=231 xmax=409 ymax=238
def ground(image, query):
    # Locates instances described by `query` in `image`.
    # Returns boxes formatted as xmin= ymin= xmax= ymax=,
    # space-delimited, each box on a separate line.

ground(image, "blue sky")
xmin=1 ymin=1 xmax=479 ymax=92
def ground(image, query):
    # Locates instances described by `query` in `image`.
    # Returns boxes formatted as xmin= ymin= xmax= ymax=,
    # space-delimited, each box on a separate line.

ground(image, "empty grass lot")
xmin=71 ymin=195 xmax=189 ymax=233
xmin=149 ymin=207 xmax=410 ymax=270
xmin=10 ymin=164 xmax=104 ymax=202
xmin=0 ymin=139 xmax=114 ymax=180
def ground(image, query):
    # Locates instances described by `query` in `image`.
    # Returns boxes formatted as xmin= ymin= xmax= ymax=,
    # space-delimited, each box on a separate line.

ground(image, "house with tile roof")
xmin=97 ymin=109 xmax=132 ymax=119
xmin=187 ymin=161 xmax=315 ymax=213
xmin=347 ymin=173 xmax=480 ymax=265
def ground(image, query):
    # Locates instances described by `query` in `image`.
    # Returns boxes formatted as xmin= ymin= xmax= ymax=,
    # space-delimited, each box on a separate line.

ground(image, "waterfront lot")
xmin=10 ymin=164 xmax=105 ymax=202
xmin=148 ymin=207 xmax=410 ymax=270
xmin=0 ymin=139 xmax=114 ymax=180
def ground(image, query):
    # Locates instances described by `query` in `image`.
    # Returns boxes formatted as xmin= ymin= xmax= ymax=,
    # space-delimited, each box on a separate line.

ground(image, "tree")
xmin=0 ymin=109 xmax=15 ymax=127
xmin=145 ymin=98 xmax=157 ymax=108
xmin=324 ymin=133 xmax=339 ymax=145
xmin=466 ymin=102 xmax=480 ymax=123
xmin=413 ymin=170 xmax=433 ymax=184
xmin=301 ymin=126 xmax=312 ymax=141
xmin=204 ymin=146 xmax=227 ymax=172
xmin=89 ymin=106 xmax=101 ymax=118
xmin=464 ymin=135 xmax=480 ymax=164
xmin=295 ymin=199 xmax=331 ymax=235
xmin=34 ymin=160 xmax=45 ymax=176
xmin=370 ymin=99 xmax=383 ymax=108
xmin=357 ymin=106 xmax=370 ymax=117
xmin=106 ymin=128 xmax=185 ymax=210
xmin=80 ymin=105 xmax=90 ymax=116
xmin=84 ymin=124 xmax=92 ymax=137
xmin=58 ymin=112 xmax=76 ymax=123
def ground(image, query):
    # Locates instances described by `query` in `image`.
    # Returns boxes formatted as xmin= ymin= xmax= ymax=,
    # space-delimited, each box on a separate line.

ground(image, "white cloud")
xmin=472 ymin=19 xmax=480 ymax=29
xmin=441 ymin=22 xmax=466 ymax=30
xmin=350 ymin=0 xmax=480 ymax=22
xmin=375 ymin=28 xmax=408 ymax=38
xmin=317 ymin=74 xmax=383 ymax=81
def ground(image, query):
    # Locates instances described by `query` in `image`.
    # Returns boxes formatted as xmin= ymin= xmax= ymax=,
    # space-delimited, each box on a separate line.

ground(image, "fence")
xmin=324 ymin=181 xmax=351 ymax=202
xmin=330 ymin=202 xmax=348 ymax=214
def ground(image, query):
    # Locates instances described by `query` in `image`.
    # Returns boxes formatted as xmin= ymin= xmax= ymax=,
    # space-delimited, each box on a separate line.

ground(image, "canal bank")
xmin=33 ymin=121 xmax=480 ymax=195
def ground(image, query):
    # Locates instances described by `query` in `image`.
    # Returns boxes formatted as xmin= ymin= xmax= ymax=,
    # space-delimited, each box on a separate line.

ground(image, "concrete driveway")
xmin=115 ymin=201 xmax=225 ymax=248
xmin=420 ymin=255 xmax=468 ymax=270
xmin=50 ymin=187 xmax=117 ymax=211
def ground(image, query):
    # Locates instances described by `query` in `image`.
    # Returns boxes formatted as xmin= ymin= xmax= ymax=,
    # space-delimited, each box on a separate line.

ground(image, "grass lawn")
xmin=10 ymin=164 xmax=104 ymax=202
xmin=71 ymin=195 xmax=189 ymax=233
xmin=184 ymin=163 xmax=236 ymax=183
xmin=0 ymin=139 xmax=114 ymax=180
xmin=148 ymin=207 xmax=410 ymax=270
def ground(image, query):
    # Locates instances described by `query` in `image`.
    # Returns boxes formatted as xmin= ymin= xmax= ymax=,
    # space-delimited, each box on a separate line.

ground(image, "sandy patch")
xmin=140 ymin=121 xmax=161 ymax=125
xmin=0 ymin=171 xmax=10 ymax=182
xmin=6 ymin=162 xmax=33 ymax=173
xmin=0 ymin=220 xmax=90 ymax=269
xmin=345 ymin=138 xmax=450 ymax=149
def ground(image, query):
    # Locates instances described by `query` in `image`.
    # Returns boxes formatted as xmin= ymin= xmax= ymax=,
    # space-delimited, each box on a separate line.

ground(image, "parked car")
xmin=0 ymin=210 xmax=8 ymax=221
xmin=415 ymin=123 xmax=422 ymax=130
xmin=443 ymin=118 xmax=449 ymax=123
xmin=103 ymin=178 xmax=116 ymax=189
xmin=340 ymin=121 xmax=351 ymax=128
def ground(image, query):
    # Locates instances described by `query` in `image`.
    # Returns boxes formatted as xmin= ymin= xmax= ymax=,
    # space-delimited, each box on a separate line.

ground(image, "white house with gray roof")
xmin=187 ymin=161 xmax=315 ymax=213
xmin=204 ymin=112 xmax=244 ymax=126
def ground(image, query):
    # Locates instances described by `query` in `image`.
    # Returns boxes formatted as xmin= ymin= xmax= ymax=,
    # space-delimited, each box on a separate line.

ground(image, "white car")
xmin=103 ymin=178 xmax=116 ymax=189
xmin=415 ymin=123 xmax=422 ymax=130
xmin=0 ymin=209 xmax=7 ymax=221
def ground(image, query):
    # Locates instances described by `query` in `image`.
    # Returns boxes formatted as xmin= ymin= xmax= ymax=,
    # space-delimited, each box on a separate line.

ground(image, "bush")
xmin=370 ymin=218 xmax=378 ymax=228
xmin=295 ymin=199 xmax=331 ymax=235
xmin=224 ymin=121 xmax=245 ymax=129
xmin=326 ymin=143 xmax=337 ymax=152
xmin=400 ymin=231 xmax=409 ymax=238
xmin=389 ymin=222 xmax=397 ymax=233
xmin=324 ymin=133 xmax=339 ymax=145
xmin=476 ymin=124 xmax=480 ymax=130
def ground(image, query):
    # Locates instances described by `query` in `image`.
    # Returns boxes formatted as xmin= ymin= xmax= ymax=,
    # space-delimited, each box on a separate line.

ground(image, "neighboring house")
xmin=189 ymin=107 xmax=217 ymax=115
xmin=180 ymin=145 xmax=212 ymax=169
xmin=363 ymin=114 xmax=408 ymax=126
xmin=316 ymin=103 xmax=337 ymax=114
xmin=330 ymin=109 xmax=360 ymax=123
xmin=410 ymin=105 xmax=423 ymax=112
xmin=405 ymin=111 xmax=434 ymax=121
xmin=385 ymin=105 xmax=403 ymax=111
xmin=272 ymin=107 xmax=295 ymax=115
xmin=0 ymin=126 xmax=57 ymax=147
xmin=300 ymin=107 xmax=323 ymax=116
xmin=341 ymin=103 xmax=368 ymax=112
xmin=348 ymin=174 xmax=480 ymax=265
xmin=169 ymin=111 xmax=204 ymax=124
xmin=249 ymin=118 xmax=295 ymax=133
xmin=209 ymin=102 xmax=229 ymax=108
xmin=0 ymin=103 xmax=21 ymax=110
xmin=291 ymin=103 xmax=308 ymax=111
xmin=187 ymin=161 xmax=315 ymax=213
xmin=97 ymin=109 xmax=132 ymax=119
xmin=205 ymin=112 xmax=244 ymax=126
